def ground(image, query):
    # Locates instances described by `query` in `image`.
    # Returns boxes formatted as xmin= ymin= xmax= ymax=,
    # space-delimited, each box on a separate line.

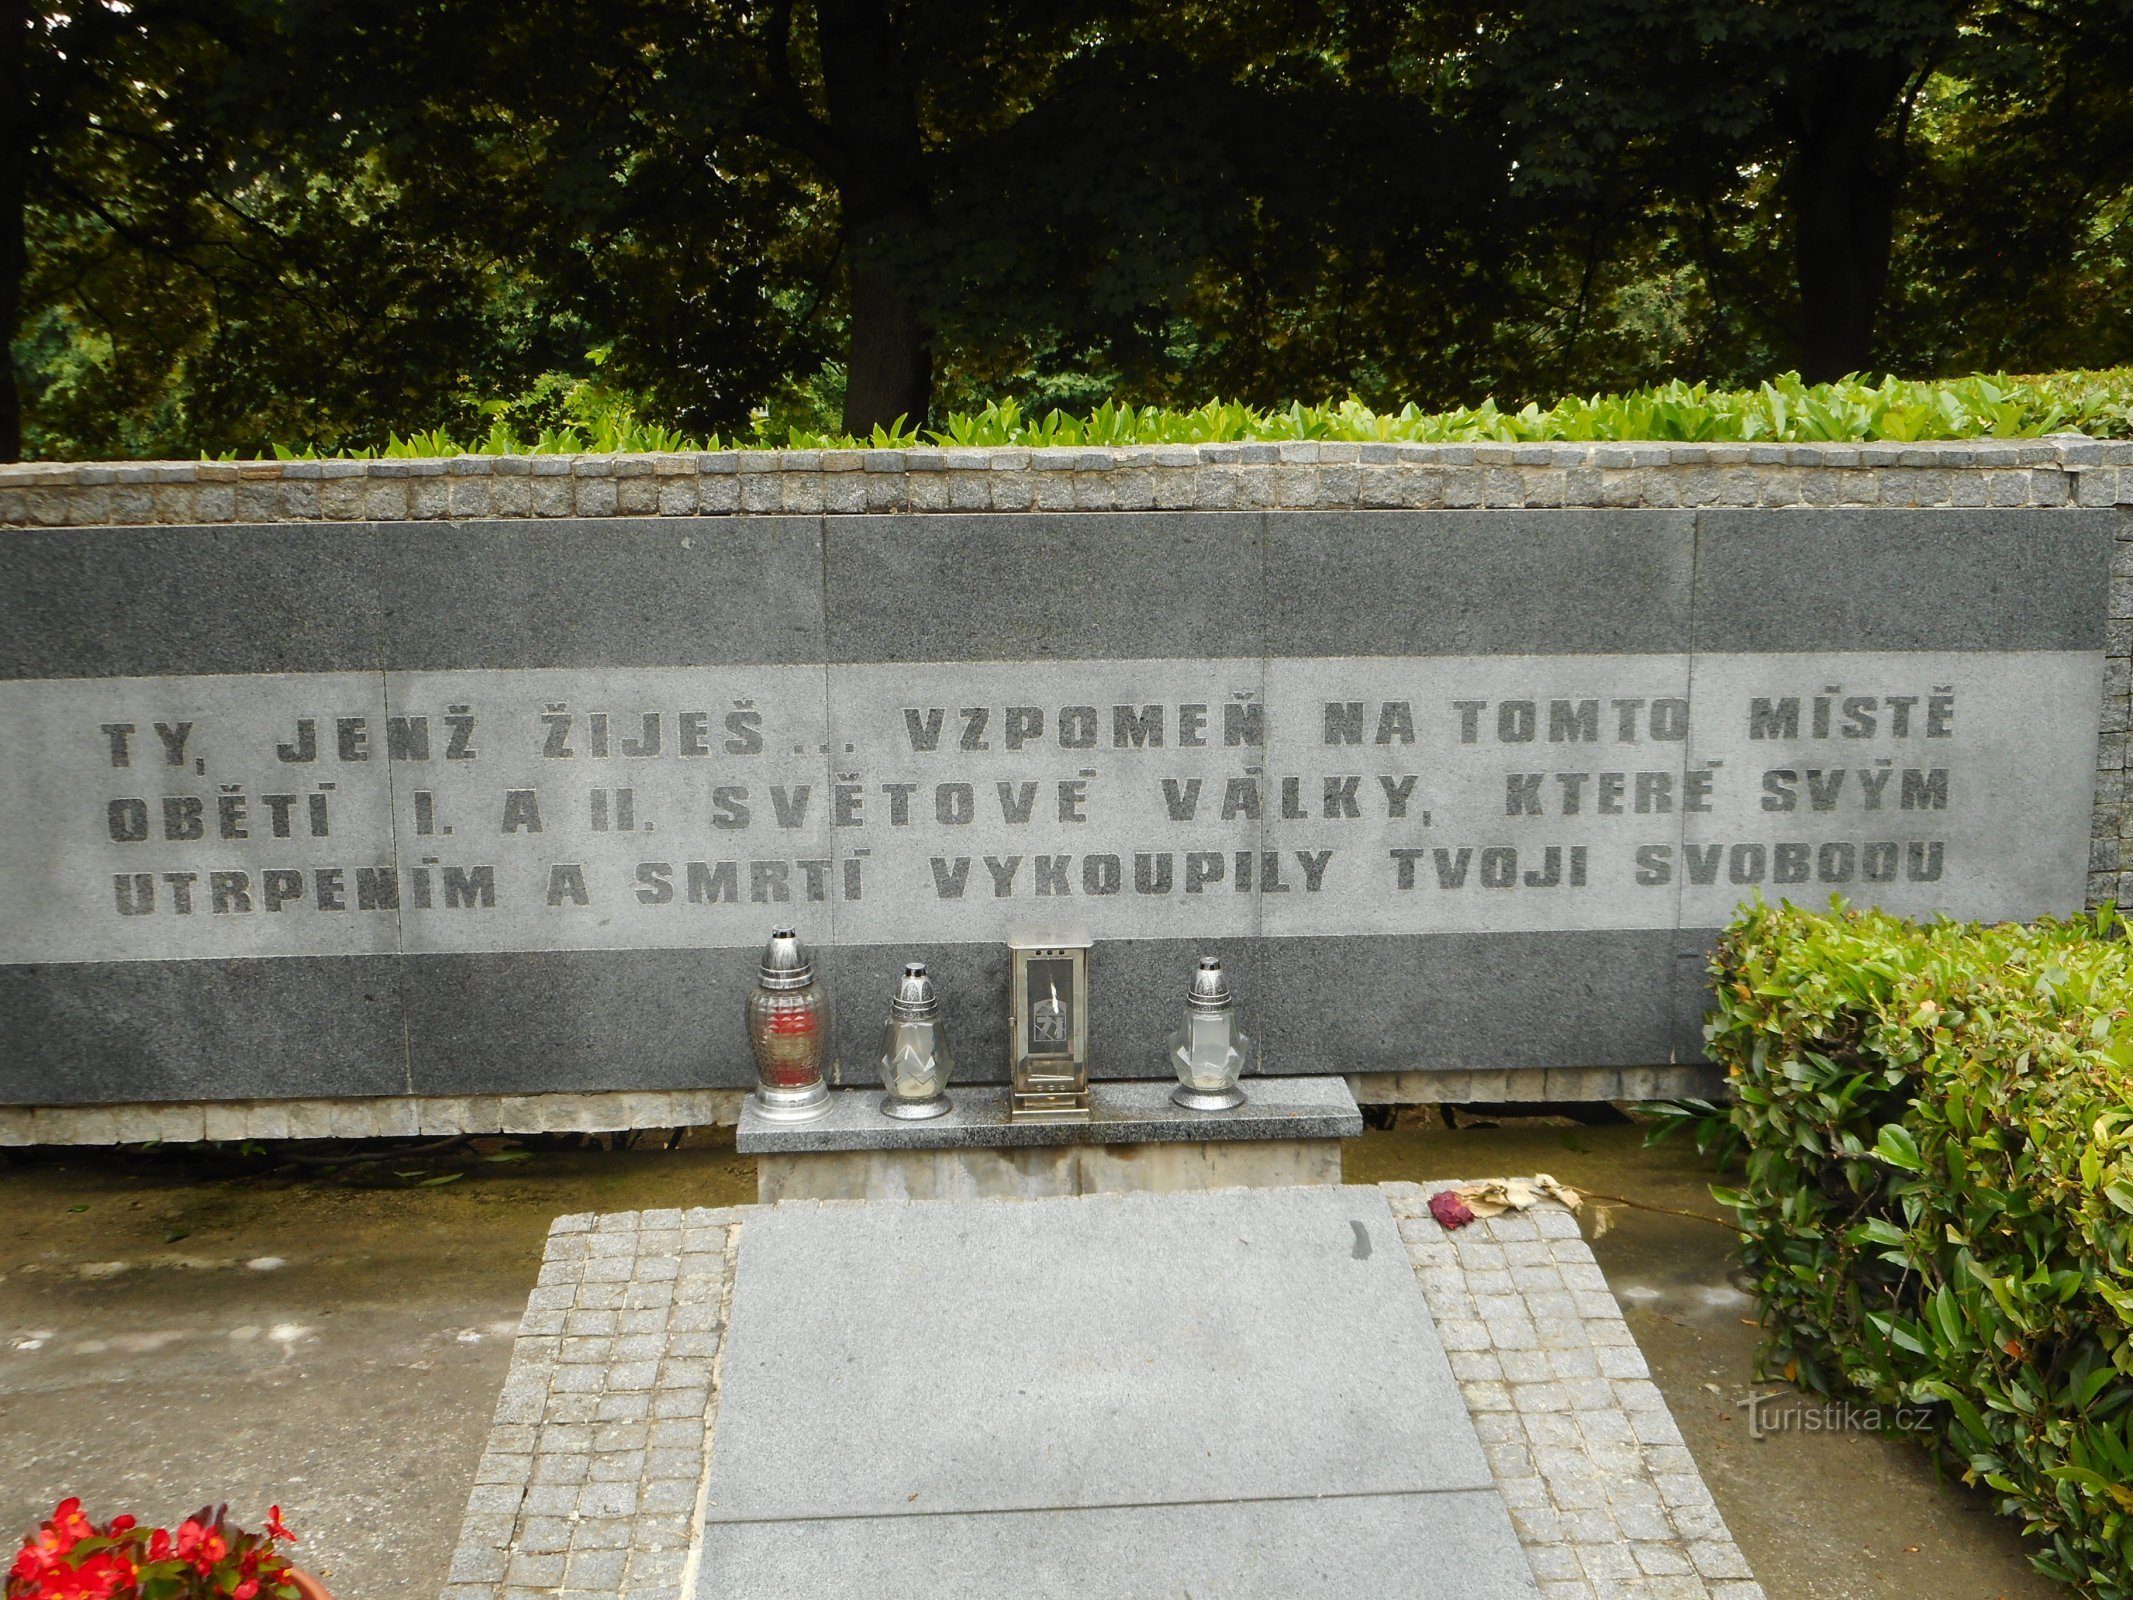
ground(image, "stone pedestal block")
xmin=739 ymin=1076 xmax=1360 ymax=1202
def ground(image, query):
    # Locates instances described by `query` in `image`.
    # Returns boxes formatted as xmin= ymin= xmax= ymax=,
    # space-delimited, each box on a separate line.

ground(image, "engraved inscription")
xmin=0 ymin=651 xmax=2098 ymax=963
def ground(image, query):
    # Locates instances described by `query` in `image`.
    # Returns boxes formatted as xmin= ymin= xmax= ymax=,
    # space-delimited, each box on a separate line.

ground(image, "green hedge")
xmin=1698 ymin=900 xmax=2133 ymax=1594
xmin=238 ymin=368 xmax=2133 ymax=459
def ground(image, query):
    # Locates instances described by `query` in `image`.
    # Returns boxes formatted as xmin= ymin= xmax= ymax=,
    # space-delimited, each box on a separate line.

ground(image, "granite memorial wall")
xmin=0 ymin=458 xmax=2122 ymax=1130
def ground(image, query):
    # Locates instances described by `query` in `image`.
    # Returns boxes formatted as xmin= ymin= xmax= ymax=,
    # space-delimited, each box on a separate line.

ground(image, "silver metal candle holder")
xmin=878 ymin=962 xmax=954 ymax=1120
xmin=745 ymin=926 xmax=832 ymax=1122
xmin=1008 ymin=935 xmax=1091 ymax=1123
xmin=1169 ymin=955 xmax=1251 ymax=1111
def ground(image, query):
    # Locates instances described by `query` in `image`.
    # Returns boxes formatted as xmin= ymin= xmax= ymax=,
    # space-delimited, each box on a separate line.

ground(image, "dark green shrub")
xmin=1705 ymin=900 xmax=2133 ymax=1595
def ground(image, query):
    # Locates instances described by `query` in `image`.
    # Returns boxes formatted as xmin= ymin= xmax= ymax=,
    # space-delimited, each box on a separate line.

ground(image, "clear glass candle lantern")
xmin=877 ymin=962 xmax=954 ymax=1120
xmin=745 ymin=926 xmax=831 ymax=1122
xmin=1170 ymin=955 xmax=1251 ymax=1111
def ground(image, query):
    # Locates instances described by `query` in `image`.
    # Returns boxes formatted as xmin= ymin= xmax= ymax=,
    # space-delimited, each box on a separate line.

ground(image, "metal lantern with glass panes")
xmin=1007 ymin=935 xmax=1091 ymax=1123
xmin=877 ymin=962 xmax=954 ymax=1120
xmin=1169 ymin=956 xmax=1252 ymax=1111
xmin=744 ymin=926 xmax=832 ymax=1122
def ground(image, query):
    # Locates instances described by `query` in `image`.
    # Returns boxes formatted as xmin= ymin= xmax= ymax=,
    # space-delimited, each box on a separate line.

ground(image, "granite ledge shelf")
xmin=735 ymin=1077 xmax=1362 ymax=1155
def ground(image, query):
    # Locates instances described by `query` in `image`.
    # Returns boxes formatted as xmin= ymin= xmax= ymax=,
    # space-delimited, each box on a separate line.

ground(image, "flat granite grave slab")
xmin=688 ymin=1185 xmax=1535 ymax=1598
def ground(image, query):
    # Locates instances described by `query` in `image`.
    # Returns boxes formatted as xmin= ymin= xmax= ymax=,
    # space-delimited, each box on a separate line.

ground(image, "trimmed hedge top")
xmin=238 ymin=369 xmax=2133 ymax=461
xmin=1703 ymin=900 xmax=2133 ymax=1595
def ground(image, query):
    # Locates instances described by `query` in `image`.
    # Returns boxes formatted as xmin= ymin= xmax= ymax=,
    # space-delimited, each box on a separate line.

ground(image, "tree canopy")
xmin=7 ymin=0 xmax=2132 ymax=460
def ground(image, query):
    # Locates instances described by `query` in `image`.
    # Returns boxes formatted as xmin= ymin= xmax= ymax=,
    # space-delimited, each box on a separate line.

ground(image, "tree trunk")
xmin=842 ymin=212 xmax=932 ymax=435
xmin=1781 ymin=53 xmax=1912 ymax=383
xmin=0 ymin=3 xmax=27 ymax=462
xmin=814 ymin=0 xmax=932 ymax=436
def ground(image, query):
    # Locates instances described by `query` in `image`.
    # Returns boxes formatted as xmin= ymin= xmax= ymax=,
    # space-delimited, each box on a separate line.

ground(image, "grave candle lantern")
xmin=1169 ymin=955 xmax=1251 ymax=1111
xmin=877 ymin=962 xmax=954 ymax=1120
xmin=1008 ymin=935 xmax=1091 ymax=1123
xmin=745 ymin=926 xmax=832 ymax=1122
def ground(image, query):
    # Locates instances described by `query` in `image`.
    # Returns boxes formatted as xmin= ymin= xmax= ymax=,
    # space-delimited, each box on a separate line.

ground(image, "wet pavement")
xmin=1349 ymin=1119 xmax=2063 ymax=1600
xmin=0 ymin=1120 xmax=2065 ymax=1599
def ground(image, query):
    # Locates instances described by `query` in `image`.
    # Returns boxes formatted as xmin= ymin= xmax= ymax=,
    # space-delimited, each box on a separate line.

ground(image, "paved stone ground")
xmin=440 ymin=1208 xmax=741 ymax=1600
xmin=443 ymin=1185 xmax=1763 ymax=1600
xmin=1385 ymin=1182 xmax=1764 ymax=1600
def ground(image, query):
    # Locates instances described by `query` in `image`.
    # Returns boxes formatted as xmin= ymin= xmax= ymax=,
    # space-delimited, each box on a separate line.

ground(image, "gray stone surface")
xmin=0 ymin=1070 xmax=1733 ymax=1145
xmin=401 ymin=950 xmax=757 ymax=1096
xmin=0 ymin=492 xmax=2120 ymax=1120
xmin=1690 ymin=509 xmax=2113 ymax=652
xmin=701 ymin=1187 xmax=1490 ymax=1522
xmin=734 ymin=1075 xmax=1361 ymax=1153
xmin=0 ymin=955 xmax=408 ymax=1104
xmin=1264 ymin=509 xmax=1696 ymax=656
xmin=380 ymin=517 xmax=827 ymax=668
xmin=0 ymin=523 xmax=388 ymax=679
xmin=693 ymin=1491 xmax=1541 ymax=1600
xmin=1256 ymin=932 xmax=1682 ymax=1074
xmin=822 ymin=512 xmax=1265 ymax=663
xmin=753 ymin=1136 xmax=1344 ymax=1201
xmin=1668 ymin=928 xmax=1725 ymax=1066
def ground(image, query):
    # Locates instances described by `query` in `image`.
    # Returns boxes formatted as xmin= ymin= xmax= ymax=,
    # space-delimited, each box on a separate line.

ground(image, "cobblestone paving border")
xmin=443 ymin=1187 xmax=1756 ymax=1599
xmin=1387 ymin=1180 xmax=1764 ymax=1600
xmin=440 ymin=1207 xmax=741 ymax=1600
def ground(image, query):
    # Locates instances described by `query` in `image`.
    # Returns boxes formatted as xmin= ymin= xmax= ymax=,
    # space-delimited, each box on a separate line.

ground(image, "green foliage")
xmin=19 ymin=0 xmax=2133 ymax=459
xmin=223 ymin=368 xmax=2133 ymax=458
xmin=1706 ymin=899 xmax=2133 ymax=1594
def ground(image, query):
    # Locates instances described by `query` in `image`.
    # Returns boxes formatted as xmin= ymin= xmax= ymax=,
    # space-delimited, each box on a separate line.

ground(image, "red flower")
xmin=20 ymin=1549 xmax=133 ymax=1600
xmin=194 ymin=1533 xmax=227 ymax=1574
xmin=10 ymin=1499 xmax=298 ymax=1600
xmin=10 ymin=1542 xmax=56 ymax=1584
xmin=1428 ymin=1188 xmax=1476 ymax=1230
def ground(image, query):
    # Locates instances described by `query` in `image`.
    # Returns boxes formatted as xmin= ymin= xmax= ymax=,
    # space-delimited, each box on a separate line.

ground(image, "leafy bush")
xmin=225 ymin=368 xmax=2133 ymax=459
xmin=1703 ymin=899 xmax=2133 ymax=1595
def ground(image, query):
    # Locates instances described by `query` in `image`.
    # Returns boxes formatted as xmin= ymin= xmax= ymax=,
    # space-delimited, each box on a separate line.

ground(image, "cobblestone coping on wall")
xmin=4 ymin=437 xmax=2133 ymax=525
xmin=440 ymin=1187 xmax=1760 ymax=1600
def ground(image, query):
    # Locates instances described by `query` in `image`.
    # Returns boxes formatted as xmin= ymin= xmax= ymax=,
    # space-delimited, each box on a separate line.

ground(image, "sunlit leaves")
xmin=1708 ymin=899 xmax=2133 ymax=1594
xmin=221 ymin=365 xmax=2133 ymax=457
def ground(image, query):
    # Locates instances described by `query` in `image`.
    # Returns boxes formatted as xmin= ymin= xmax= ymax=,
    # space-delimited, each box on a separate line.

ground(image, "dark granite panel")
xmin=0 ymin=525 xmax=387 ymax=680
xmin=402 ymin=948 xmax=756 ymax=1095
xmin=1254 ymin=930 xmax=1677 ymax=1074
xmin=1691 ymin=509 xmax=2113 ymax=653
xmin=819 ymin=938 xmax=1256 ymax=1089
xmin=1669 ymin=926 xmax=1722 ymax=1066
xmin=822 ymin=514 xmax=1264 ymax=664
xmin=381 ymin=517 xmax=826 ymax=670
xmin=1264 ymin=510 xmax=1695 ymax=657
xmin=0 ymin=956 xmax=406 ymax=1103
